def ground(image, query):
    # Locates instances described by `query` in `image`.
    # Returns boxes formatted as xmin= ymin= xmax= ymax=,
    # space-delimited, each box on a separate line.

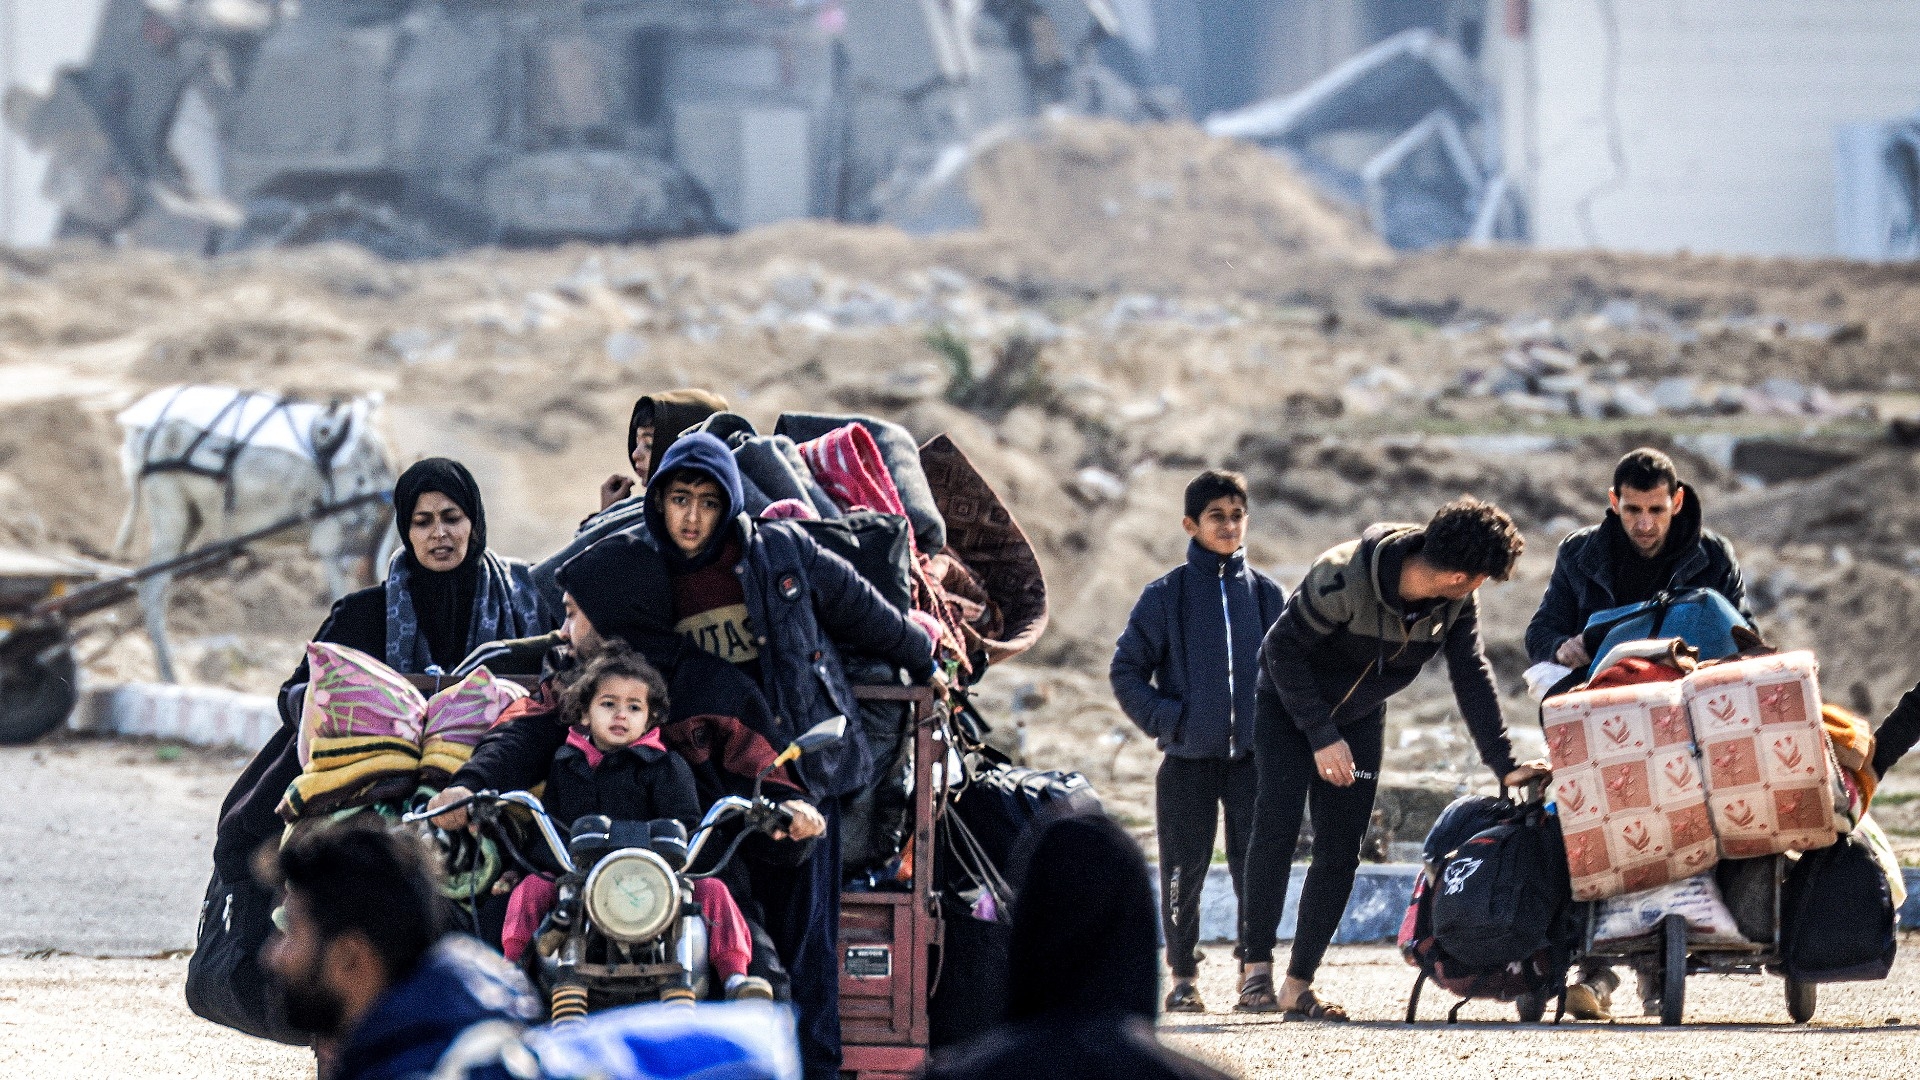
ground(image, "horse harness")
xmin=137 ymin=388 xmax=355 ymax=510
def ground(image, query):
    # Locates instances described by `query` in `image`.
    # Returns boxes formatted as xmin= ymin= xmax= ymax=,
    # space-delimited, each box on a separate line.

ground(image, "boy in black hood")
xmin=647 ymin=431 xmax=936 ymax=1080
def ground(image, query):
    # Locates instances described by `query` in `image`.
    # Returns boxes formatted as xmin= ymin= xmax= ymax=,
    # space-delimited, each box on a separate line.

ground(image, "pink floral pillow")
xmin=298 ymin=642 xmax=427 ymax=768
xmin=421 ymin=668 xmax=527 ymax=782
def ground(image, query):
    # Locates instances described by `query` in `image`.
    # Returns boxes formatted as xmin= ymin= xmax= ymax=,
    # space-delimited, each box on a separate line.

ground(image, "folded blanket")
xmin=796 ymin=423 xmax=909 ymax=533
xmin=281 ymin=643 xmax=526 ymax=821
xmin=422 ymin=668 xmax=529 ymax=786
xmin=776 ymin=412 xmax=941 ymax=548
xmin=918 ymin=434 xmax=1049 ymax=663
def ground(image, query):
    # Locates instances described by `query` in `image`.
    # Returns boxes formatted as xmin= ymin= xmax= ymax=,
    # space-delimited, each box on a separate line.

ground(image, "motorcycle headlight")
xmin=582 ymin=848 xmax=678 ymax=943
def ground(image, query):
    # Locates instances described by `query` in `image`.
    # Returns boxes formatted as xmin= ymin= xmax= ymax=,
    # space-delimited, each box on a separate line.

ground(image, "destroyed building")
xmin=5 ymin=0 xmax=1170 ymax=255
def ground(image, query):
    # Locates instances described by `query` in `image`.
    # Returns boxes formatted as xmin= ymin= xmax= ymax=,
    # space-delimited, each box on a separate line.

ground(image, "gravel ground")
xmin=0 ymin=956 xmax=310 ymax=1079
xmin=7 ymin=738 xmax=1920 ymax=1078
xmin=1160 ymin=943 xmax=1920 ymax=1079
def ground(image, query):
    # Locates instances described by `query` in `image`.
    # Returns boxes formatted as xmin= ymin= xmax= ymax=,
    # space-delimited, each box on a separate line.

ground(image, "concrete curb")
xmin=1153 ymin=863 xmax=1419 ymax=945
xmin=1165 ymin=865 xmax=1920 ymax=944
xmin=70 ymin=681 xmax=280 ymax=751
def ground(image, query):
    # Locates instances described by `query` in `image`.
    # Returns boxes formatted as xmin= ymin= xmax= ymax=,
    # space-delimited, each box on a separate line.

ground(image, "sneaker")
xmin=1564 ymin=980 xmax=1613 ymax=1021
xmin=726 ymin=975 xmax=775 ymax=1001
xmin=1164 ymin=982 xmax=1206 ymax=1014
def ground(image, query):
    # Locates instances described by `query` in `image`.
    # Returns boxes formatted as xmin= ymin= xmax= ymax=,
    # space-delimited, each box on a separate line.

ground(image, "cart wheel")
xmin=1785 ymin=978 xmax=1816 ymax=1024
xmin=1660 ymin=914 xmax=1687 ymax=1026
xmin=0 ymin=638 xmax=79 ymax=745
xmin=1515 ymin=991 xmax=1546 ymax=1023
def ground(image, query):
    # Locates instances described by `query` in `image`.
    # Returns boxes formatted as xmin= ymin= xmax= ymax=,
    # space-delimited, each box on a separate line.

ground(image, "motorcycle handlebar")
xmin=403 ymin=789 xmax=576 ymax=874
xmin=407 ymin=788 xmax=795 ymax=882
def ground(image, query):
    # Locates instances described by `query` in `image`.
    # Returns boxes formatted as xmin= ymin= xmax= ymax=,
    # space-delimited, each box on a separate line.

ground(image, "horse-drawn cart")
xmin=0 ymin=491 xmax=387 ymax=744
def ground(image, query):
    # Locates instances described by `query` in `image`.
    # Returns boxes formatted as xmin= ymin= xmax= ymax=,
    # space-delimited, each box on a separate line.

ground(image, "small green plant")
xmin=155 ymin=745 xmax=183 ymax=763
xmin=924 ymin=327 xmax=974 ymax=402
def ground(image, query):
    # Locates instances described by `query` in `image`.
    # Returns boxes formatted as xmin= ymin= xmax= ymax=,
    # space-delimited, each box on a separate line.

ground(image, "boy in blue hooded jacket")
xmin=1109 ymin=469 xmax=1284 ymax=1013
xmin=645 ymin=431 xmax=937 ymax=1080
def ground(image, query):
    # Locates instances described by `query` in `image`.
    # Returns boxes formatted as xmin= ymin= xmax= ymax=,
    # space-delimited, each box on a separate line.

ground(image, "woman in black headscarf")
xmin=191 ymin=457 xmax=550 ymax=1048
xmin=925 ymin=811 xmax=1235 ymax=1080
xmin=264 ymin=458 xmax=548 ymax=695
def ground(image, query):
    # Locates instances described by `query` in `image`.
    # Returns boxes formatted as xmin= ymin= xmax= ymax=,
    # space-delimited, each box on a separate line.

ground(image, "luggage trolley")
xmin=839 ymin=684 xmax=944 ymax=1080
xmin=1569 ymin=855 xmax=1816 ymax=1026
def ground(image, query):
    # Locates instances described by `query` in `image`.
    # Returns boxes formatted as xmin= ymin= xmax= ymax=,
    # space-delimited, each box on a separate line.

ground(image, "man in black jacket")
xmin=1110 ymin=470 xmax=1283 ymax=1013
xmin=1525 ymin=447 xmax=1751 ymax=671
xmin=1525 ymin=447 xmax=1749 ymax=1020
xmin=1235 ymin=498 xmax=1547 ymax=1018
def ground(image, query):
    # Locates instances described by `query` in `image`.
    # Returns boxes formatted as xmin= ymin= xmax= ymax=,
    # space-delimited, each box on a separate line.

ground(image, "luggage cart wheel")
xmin=1514 ymin=992 xmax=1546 ymax=1023
xmin=1785 ymin=978 xmax=1816 ymax=1024
xmin=1659 ymin=914 xmax=1687 ymax=1026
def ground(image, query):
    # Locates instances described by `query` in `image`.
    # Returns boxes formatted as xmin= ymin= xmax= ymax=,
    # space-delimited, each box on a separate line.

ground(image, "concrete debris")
xmin=1071 ymin=467 xmax=1127 ymax=504
xmin=1206 ymin=29 xmax=1514 ymax=250
xmin=12 ymin=2 xmax=1169 ymax=254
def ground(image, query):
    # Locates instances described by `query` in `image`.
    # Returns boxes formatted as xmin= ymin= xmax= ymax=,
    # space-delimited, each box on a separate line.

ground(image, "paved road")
xmin=0 ymin=739 xmax=249 ymax=955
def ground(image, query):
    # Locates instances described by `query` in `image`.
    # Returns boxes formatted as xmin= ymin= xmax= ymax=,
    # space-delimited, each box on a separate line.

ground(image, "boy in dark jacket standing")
xmin=1110 ymin=470 xmax=1283 ymax=1013
xmin=1235 ymin=498 xmax=1547 ymax=1019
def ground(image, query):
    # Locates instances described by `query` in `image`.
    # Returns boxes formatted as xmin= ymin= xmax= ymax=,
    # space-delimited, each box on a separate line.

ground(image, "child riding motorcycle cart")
xmin=406 ymin=717 xmax=851 ymax=1016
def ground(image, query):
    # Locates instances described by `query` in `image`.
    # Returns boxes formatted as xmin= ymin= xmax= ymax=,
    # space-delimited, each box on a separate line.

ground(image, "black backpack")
xmin=789 ymin=512 xmax=914 ymax=613
xmin=1782 ymin=834 xmax=1897 ymax=983
xmin=1424 ymin=794 xmax=1517 ymax=867
xmin=1430 ymin=801 xmax=1572 ymax=971
xmin=185 ymin=869 xmax=308 ymax=1045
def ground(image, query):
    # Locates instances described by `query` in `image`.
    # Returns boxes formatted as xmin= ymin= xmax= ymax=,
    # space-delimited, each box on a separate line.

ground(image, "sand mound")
xmin=964 ymin=118 xmax=1389 ymax=291
xmin=1717 ymin=450 xmax=1920 ymax=559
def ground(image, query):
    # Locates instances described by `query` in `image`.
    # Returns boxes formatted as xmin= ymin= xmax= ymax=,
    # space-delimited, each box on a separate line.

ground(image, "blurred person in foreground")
xmin=923 ymin=811 xmax=1235 ymax=1080
xmin=260 ymin=820 xmax=540 ymax=1080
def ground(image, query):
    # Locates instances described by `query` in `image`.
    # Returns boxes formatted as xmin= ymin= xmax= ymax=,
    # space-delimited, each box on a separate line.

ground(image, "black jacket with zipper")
xmin=1258 ymin=524 xmax=1518 ymax=779
xmin=1109 ymin=541 xmax=1284 ymax=759
xmin=1524 ymin=482 xmax=1750 ymax=664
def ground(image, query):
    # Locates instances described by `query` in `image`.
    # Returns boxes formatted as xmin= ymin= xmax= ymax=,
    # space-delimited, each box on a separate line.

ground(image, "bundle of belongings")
xmin=1542 ymin=626 xmax=1900 ymax=982
xmin=277 ymin=642 xmax=529 ymax=908
xmin=280 ymin=642 xmax=527 ymax=821
xmin=654 ymin=408 xmax=1052 ymax=881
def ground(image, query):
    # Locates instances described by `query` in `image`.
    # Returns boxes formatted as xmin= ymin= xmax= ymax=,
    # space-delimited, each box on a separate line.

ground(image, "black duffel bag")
xmin=186 ymin=726 xmax=308 ymax=1045
xmin=929 ymin=751 xmax=1099 ymax=1047
xmin=790 ymin=511 xmax=914 ymax=612
xmin=1782 ymin=833 xmax=1897 ymax=983
xmin=186 ymin=869 xmax=307 ymax=1045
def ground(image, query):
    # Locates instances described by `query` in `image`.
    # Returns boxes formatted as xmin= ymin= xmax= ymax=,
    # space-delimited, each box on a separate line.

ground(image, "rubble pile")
xmin=6 ymin=118 xmax=1920 ymax=838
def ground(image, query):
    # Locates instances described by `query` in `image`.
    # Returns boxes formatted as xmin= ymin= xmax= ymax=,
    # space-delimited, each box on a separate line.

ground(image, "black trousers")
xmin=752 ymin=796 xmax=841 ymax=1080
xmin=1240 ymin=682 xmax=1383 ymax=980
xmin=1156 ymin=754 xmax=1257 ymax=978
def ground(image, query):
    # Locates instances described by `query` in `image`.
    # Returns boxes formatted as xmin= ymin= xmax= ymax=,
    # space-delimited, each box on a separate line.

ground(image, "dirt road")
xmin=7 ymin=944 xmax=1920 ymax=1079
xmin=1163 ymin=944 xmax=1920 ymax=1079
xmin=7 ymin=738 xmax=1920 ymax=1079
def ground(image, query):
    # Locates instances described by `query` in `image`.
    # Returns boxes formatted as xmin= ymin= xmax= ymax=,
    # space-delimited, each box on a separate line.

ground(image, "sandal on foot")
xmin=1233 ymin=973 xmax=1279 ymax=1013
xmin=1282 ymin=989 xmax=1350 ymax=1023
xmin=1164 ymin=983 xmax=1206 ymax=1014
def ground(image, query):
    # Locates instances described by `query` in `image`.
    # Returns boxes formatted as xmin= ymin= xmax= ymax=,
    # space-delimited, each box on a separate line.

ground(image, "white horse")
xmin=114 ymin=386 xmax=400 ymax=682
